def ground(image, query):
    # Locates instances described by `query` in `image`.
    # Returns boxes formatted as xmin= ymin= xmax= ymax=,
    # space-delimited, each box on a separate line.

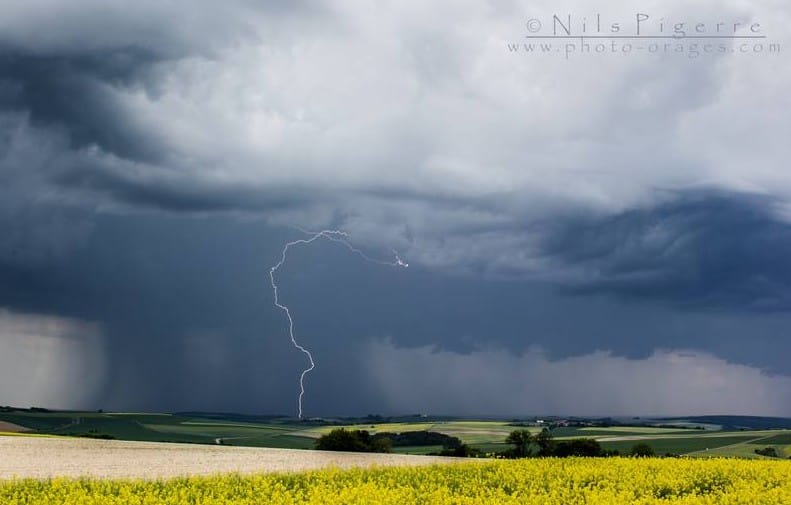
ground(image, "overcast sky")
xmin=1 ymin=0 xmax=790 ymax=417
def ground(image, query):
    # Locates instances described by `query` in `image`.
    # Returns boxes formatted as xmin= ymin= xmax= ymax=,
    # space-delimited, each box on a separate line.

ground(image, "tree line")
xmin=315 ymin=427 xmax=656 ymax=458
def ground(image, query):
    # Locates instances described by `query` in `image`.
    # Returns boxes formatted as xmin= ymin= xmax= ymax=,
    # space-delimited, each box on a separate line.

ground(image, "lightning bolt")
xmin=269 ymin=229 xmax=407 ymax=418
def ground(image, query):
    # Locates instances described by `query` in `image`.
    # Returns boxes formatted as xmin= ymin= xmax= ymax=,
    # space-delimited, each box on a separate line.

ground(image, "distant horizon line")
xmin=5 ymin=406 xmax=790 ymax=421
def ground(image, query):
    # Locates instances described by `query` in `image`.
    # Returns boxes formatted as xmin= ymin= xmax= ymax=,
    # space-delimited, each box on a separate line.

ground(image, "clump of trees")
xmin=554 ymin=438 xmax=609 ymax=457
xmin=505 ymin=428 xmax=657 ymax=459
xmin=433 ymin=438 xmax=480 ymax=458
xmin=315 ymin=429 xmax=478 ymax=456
xmin=373 ymin=431 xmax=460 ymax=448
xmin=315 ymin=427 xmax=661 ymax=460
xmin=315 ymin=428 xmax=391 ymax=453
xmin=754 ymin=447 xmax=779 ymax=458
xmin=629 ymin=443 xmax=655 ymax=457
xmin=505 ymin=428 xmax=608 ymax=457
xmin=372 ymin=431 xmax=479 ymax=457
xmin=504 ymin=429 xmax=534 ymax=457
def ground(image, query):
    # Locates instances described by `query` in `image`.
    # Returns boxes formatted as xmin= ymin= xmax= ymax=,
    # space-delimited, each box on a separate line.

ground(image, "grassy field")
xmin=3 ymin=457 xmax=791 ymax=504
xmin=2 ymin=409 xmax=790 ymax=459
xmin=599 ymin=435 xmax=761 ymax=455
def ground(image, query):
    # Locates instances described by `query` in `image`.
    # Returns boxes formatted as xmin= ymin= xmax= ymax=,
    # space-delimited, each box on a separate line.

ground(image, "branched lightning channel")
xmin=269 ymin=229 xmax=407 ymax=418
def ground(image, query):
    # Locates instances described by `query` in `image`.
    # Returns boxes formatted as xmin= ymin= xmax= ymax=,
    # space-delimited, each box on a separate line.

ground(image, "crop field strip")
xmin=0 ymin=436 xmax=460 ymax=480
xmin=2 ymin=456 xmax=791 ymax=504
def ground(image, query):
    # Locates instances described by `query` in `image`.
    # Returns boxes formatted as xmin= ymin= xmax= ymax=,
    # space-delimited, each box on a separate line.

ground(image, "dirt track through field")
xmin=0 ymin=435 xmax=458 ymax=480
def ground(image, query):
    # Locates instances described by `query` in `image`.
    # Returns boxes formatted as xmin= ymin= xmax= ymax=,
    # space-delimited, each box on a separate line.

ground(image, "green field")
xmin=599 ymin=435 xmax=761 ymax=455
xmin=2 ymin=409 xmax=791 ymax=459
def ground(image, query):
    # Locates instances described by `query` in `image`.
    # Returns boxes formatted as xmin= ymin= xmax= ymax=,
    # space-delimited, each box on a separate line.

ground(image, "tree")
xmin=374 ymin=431 xmax=461 ymax=448
xmin=754 ymin=447 xmax=778 ymax=458
xmin=630 ymin=443 xmax=655 ymax=457
xmin=554 ymin=438 xmax=602 ymax=457
xmin=438 ymin=443 xmax=480 ymax=458
xmin=505 ymin=429 xmax=534 ymax=458
xmin=535 ymin=428 xmax=556 ymax=456
xmin=315 ymin=428 xmax=390 ymax=453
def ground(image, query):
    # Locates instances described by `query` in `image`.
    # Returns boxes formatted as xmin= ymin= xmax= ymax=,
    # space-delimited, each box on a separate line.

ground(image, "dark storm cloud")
xmin=0 ymin=47 xmax=167 ymax=162
xmin=53 ymin=159 xmax=322 ymax=213
xmin=1 ymin=212 xmax=791 ymax=415
xmin=541 ymin=191 xmax=791 ymax=311
xmin=0 ymin=0 xmax=329 ymax=165
xmin=0 ymin=216 xmax=309 ymax=412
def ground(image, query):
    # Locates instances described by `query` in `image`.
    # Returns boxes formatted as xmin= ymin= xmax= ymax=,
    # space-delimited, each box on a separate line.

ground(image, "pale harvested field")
xmin=0 ymin=435 xmax=458 ymax=480
xmin=0 ymin=421 xmax=30 ymax=433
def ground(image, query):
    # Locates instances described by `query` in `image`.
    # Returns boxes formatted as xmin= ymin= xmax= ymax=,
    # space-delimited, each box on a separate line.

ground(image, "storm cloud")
xmin=0 ymin=0 xmax=790 ymax=415
xmin=364 ymin=340 xmax=791 ymax=417
xmin=543 ymin=191 xmax=791 ymax=310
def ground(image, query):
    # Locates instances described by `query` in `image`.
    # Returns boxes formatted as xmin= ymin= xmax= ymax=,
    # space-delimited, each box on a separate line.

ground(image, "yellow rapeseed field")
xmin=2 ymin=457 xmax=790 ymax=504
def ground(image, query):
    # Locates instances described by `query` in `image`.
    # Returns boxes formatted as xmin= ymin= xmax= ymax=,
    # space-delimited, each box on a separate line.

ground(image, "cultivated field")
xmin=2 ymin=455 xmax=791 ymax=504
xmin=0 ymin=436 xmax=457 ymax=480
xmin=2 ymin=410 xmax=790 ymax=458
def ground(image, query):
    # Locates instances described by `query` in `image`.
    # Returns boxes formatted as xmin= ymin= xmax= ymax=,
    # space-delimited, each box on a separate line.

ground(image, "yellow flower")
xmin=2 ymin=457 xmax=791 ymax=504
